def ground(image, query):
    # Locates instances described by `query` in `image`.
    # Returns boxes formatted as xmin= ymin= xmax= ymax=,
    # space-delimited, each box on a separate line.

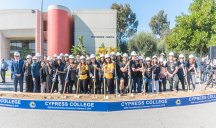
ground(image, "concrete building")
xmin=0 ymin=5 xmax=117 ymax=59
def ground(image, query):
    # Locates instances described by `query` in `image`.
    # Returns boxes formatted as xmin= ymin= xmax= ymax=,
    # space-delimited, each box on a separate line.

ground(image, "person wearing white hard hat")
xmin=98 ymin=54 xmax=105 ymax=91
xmin=129 ymin=51 xmax=141 ymax=93
xmin=64 ymin=54 xmax=76 ymax=93
xmin=136 ymin=56 xmax=144 ymax=93
xmin=116 ymin=52 xmax=122 ymax=63
xmin=158 ymin=58 xmax=167 ymax=92
xmin=177 ymin=54 xmax=186 ymax=91
xmin=64 ymin=54 xmax=69 ymax=63
xmin=103 ymin=54 xmax=115 ymax=94
xmin=64 ymin=54 xmax=69 ymax=57
xmin=35 ymin=53 xmax=41 ymax=61
xmin=32 ymin=56 xmax=37 ymax=61
xmin=23 ymin=55 xmax=33 ymax=92
xmin=46 ymin=56 xmax=55 ymax=93
xmin=144 ymin=57 xmax=153 ymax=93
xmin=53 ymin=54 xmax=57 ymax=60
xmin=89 ymin=54 xmax=101 ymax=94
xmin=43 ymin=55 xmax=47 ymax=62
xmin=110 ymin=52 xmax=116 ymax=63
xmin=59 ymin=53 xmax=64 ymax=57
xmin=165 ymin=52 xmax=179 ymax=92
xmin=119 ymin=53 xmax=130 ymax=95
xmin=100 ymin=54 xmax=105 ymax=58
xmin=47 ymin=56 xmax=52 ymax=61
xmin=26 ymin=55 xmax=32 ymax=59
xmin=32 ymin=53 xmax=41 ymax=93
xmin=35 ymin=53 xmax=41 ymax=57
xmin=110 ymin=52 xmax=116 ymax=56
xmin=77 ymin=55 xmax=89 ymax=94
xmin=76 ymin=54 xmax=81 ymax=64
xmin=86 ymin=57 xmax=91 ymax=65
xmin=116 ymin=52 xmax=121 ymax=56
xmin=39 ymin=61 xmax=47 ymax=93
xmin=151 ymin=55 xmax=160 ymax=93
xmin=99 ymin=54 xmax=105 ymax=65
xmin=186 ymin=54 xmax=197 ymax=91
xmin=11 ymin=51 xmax=25 ymax=92
xmin=55 ymin=55 xmax=66 ymax=93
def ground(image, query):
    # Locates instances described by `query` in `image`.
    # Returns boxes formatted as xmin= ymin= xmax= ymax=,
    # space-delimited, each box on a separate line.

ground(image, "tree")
xmin=111 ymin=3 xmax=139 ymax=47
xmin=20 ymin=47 xmax=32 ymax=59
xmin=166 ymin=0 xmax=216 ymax=56
xmin=127 ymin=32 xmax=157 ymax=56
xmin=149 ymin=10 xmax=170 ymax=38
xmin=71 ymin=36 xmax=86 ymax=55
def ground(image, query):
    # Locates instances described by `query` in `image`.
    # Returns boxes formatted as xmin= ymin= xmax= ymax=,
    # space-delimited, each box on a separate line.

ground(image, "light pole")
xmin=40 ymin=0 xmax=43 ymax=58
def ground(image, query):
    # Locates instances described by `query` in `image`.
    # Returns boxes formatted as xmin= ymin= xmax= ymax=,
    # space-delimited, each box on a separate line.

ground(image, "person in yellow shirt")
xmin=78 ymin=56 xmax=89 ymax=94
xmin=103 ymin=54 xmax=114 ymax=94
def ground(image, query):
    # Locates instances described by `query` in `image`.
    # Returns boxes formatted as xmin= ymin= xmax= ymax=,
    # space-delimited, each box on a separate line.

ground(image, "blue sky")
xmin=0 ymin=0 xmax=193 ymax=32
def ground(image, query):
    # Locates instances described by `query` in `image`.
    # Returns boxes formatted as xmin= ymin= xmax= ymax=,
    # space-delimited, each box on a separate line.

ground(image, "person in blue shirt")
xmin=1 ymin=58 xmax=8 ymax=83
xmin=11 ymin=52 xmax=24 ymax=92
xmin=31 ymin=53 xmax=41 ymax=93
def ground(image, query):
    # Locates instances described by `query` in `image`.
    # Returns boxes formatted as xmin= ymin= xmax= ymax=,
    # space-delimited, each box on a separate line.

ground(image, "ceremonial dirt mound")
xmin=1 ymin=89 xmax=216 ymax=101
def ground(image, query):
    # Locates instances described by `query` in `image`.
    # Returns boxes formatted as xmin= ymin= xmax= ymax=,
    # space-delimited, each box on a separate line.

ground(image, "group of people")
xmin=8 ymin=50 xmax=216 ymax=96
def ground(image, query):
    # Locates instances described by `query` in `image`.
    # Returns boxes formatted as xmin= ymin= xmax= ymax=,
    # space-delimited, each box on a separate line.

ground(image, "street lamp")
xmin=40 ymin=0 xmax=43 ymax=58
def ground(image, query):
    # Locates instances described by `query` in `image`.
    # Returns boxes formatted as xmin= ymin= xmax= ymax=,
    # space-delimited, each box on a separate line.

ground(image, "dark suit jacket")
xmin=11 ymin=59 xmax=24 ymax=77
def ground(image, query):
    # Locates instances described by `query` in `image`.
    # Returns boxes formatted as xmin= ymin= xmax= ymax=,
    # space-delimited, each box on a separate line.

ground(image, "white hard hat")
xmin=159 ymin=58 xmax=163 ymax=62
xmin=123 ymin=53 xmax=128 ymax=58
xmin=105 ymin=54 xmax=110 ymax=58
xmin=69 ymin=55 xmax=74 ymax=59
xmin=14 ymin=52 xmax=20 ymax=56
xmin=116 ymin=52 xmax=121 ymax=56
xmin=179 ymin=54 xmax=184 ymax=58
xmin=90 ymin=54 xmax=96 ymax=59
xmin=160 ymin=52 xmax=165 ymax=56
xmin=26 ymin=55 xmax=32 ymax=59
xmin=47 ymin=56 xmax=52 ymax=61
xmin=80 ymin=55 xmax=85 ymax=60
xmin=60 ymin=53 xmax=64 ymax=57
xmin=189 ymin=54 xmax=194 ymax=59
xmin=64 ymin=54 xmax=69 ymax=57
xmin=35 ymin=53 xmax=41 ymax=57
xmin=130 ymin=51 xmax=137 ymax=56
xmin=100 ymin=54 xmax=105 ymax=58
xmin=146 ymin=57 xmax=151 ymax=61
xmin=110 ymin=52 xmax=116 ymax=56
xmin=32 ymin=56 xmax=37 ymax=60
xmin=169 ymin=52 xmax=174 ymax=56
xmin=57 ymin=56 xmax=62 ymax=60
xmin=152 ymin=55 xmax=157 ymax=59
xmin=53 ymin=54 xmax=57 ymax=57
xmin=138 ymin=56 xmax=143 ymax=60
xmin=201 ymin=58 xmax=205 ymax=62
xmin=86 ymin=57 xmax=90 ymax=60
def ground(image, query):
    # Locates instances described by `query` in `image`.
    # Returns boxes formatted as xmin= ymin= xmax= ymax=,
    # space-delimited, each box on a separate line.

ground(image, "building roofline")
xmin=48 ymin=5 xmax=71 ymax=13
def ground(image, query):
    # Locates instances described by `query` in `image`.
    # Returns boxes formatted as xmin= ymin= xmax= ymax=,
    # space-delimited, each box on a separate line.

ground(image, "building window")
xmin=10 ymin=40 xmax=35 ymax=57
